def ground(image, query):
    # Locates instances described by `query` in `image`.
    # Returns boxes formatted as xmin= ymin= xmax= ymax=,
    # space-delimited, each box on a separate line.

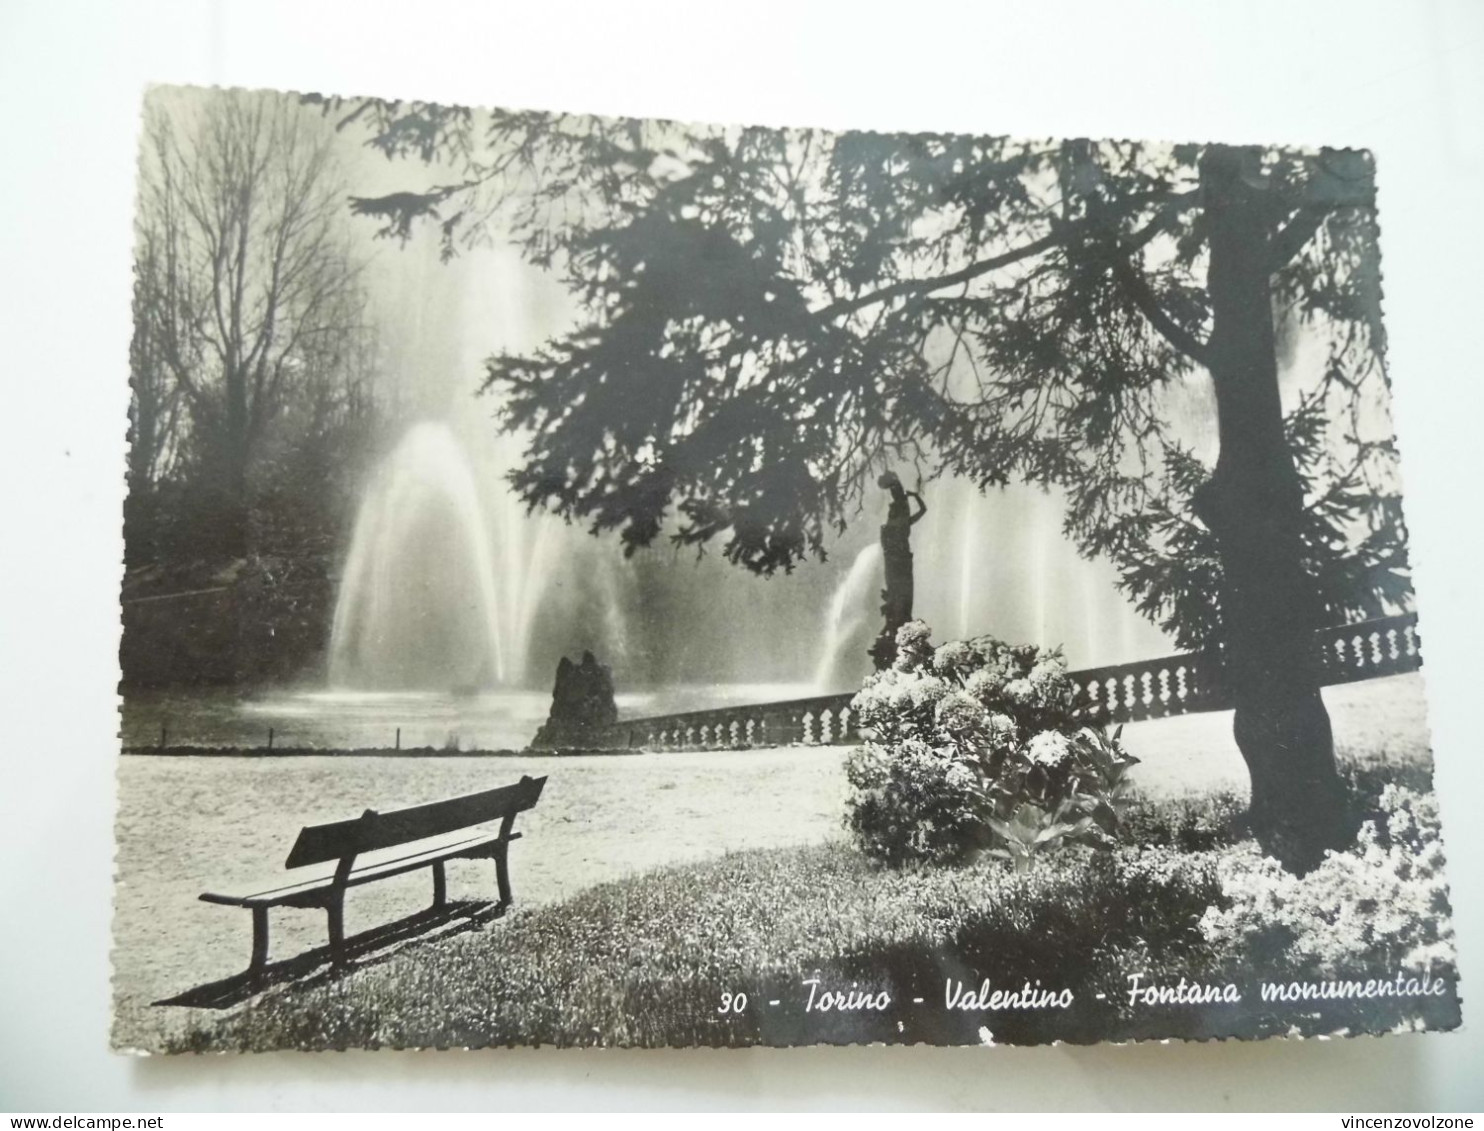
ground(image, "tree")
xmin=137 ymin=89 xmax=365 ymax=555
xmin=128 ymin=232 xmax=184 ymax=493
xmin=335 ymin=102 xmax=1409 ymax=872
xmin=125 ymin=227 xmax=187 ymax=567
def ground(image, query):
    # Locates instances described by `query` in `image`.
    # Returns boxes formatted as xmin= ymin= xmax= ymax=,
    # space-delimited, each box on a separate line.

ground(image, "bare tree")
xmin=127 ymin=229 xmax=185 ymax=491
xmin=136 ymin=88 xmax=364 ymax=550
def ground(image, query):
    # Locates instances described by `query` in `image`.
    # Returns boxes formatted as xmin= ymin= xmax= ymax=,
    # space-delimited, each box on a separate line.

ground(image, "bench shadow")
xmin=155 ymin=899 xmax=508 ymax=1010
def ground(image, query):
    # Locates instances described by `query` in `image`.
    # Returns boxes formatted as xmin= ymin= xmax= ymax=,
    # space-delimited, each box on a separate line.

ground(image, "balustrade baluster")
xmin=1078 ymin=678 xmax=1095 ymax=712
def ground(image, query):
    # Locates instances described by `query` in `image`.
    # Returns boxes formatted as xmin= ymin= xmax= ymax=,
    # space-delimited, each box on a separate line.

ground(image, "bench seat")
xmin=200 ymin=831 xmax=523 ymax=909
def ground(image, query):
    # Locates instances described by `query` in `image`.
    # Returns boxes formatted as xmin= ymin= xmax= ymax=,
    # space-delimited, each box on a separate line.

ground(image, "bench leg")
xmin=249 ymin=906 xmax=269 ymax=972
xmin=326 ymin=892 xmax=346 ymax=966
xmin=431 ymin=860 xmax=447 ymax=909
xmin=493 ymin=840 xmax=512 ymax=907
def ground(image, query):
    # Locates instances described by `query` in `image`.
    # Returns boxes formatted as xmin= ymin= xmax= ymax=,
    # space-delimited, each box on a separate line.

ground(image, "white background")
xmin=1 ymin=0 xmax=1481 ymax=1112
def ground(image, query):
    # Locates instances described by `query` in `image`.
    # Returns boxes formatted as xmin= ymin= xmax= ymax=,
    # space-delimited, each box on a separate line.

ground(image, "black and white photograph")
xmin=105 ymin=78 xmax=1463 ymax=1055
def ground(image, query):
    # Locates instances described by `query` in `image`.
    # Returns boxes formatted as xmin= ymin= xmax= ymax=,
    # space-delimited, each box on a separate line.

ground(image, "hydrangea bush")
xmin=1199 ymin=784 xmax=1455 ymax=976
xmin=845 ymin=621 xmax=1138 ymax=868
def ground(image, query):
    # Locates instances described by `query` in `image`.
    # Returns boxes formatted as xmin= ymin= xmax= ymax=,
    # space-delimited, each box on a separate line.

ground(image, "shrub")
xmin=1199 ymin=784 xmax=1456 ymax=976
xmin=845 ymin=621 xmax=1138 ymax=868
xmin=1119 ymin=790 xmax=1247 ymax=852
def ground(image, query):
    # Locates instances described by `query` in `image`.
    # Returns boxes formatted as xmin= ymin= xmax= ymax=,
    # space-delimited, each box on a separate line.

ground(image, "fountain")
xmin=328 ymin=421 xmax=511 ymax=690
xmin=913 ymin=480 xmax=1173 ymax=668
xmin=812 ymin=544 xmax=883 ymax=691
xmin=810 ymin=479 xmax=1177 ymax=693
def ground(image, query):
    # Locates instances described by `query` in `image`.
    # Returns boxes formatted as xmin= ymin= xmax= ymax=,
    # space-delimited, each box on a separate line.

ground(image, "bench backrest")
xmin=284 ymin=775 xmax=547 ymax=869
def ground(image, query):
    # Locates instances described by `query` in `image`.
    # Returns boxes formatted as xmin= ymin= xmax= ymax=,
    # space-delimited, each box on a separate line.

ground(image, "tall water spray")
xmin=328 ymin=422 xmax=509 ymax=690
xmin=809 ymin=480 xmax=1175 ymax=691
xmin=912 ymin=480 xmax=1173 ymax=667
xmin=812 ymin=544 xmax=883 ymax=692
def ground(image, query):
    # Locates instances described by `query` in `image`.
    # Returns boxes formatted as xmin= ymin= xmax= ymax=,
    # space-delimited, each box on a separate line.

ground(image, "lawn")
xmin=176 ymin=836 xmax=1219 ymax=1050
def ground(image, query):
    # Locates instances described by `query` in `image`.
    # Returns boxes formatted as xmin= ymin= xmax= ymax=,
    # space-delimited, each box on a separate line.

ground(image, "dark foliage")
xmin=320 ymin=100 xmax=1411 ymax=651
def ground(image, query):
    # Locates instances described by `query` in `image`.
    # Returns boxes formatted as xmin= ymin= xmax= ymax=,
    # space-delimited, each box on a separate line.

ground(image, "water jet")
xmin=328 ymin=422 xmax=508 ymax=690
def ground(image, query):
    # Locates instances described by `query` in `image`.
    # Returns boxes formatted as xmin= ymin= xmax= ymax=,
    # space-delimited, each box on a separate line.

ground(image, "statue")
xmin=869 ymin=471 xmax=927 ymax=669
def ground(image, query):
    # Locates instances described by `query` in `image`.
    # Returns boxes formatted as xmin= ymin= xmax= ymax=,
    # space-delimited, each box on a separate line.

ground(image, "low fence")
xmin=588 ymin=691 xmax=868 ymax=753
xmin=1073 ymin=613 xmax=1422 ymax=723
xmin=582 ymin=612 xmax=1421 ymax=751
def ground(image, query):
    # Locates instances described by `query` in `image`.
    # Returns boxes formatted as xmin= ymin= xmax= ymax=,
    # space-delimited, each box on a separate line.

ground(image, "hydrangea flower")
xmin=933 ymin=640 xmax=976 ymax=675
xmin=1028 ymin=656 xmax=1067 ymax=686
xmin=964 ymin=668 xmax=1000 ymax=705
xmin=1026 ymin=730 xmax=1072 ymax=768
xmin=984 ymin=712 xmax=1018 ymax=749
xmin=1003 ymin=678 xmax=1036 ymax=705
xmin=935 ymin=690 xmax=986 ymax=736
xmin=893 ymin=620 xmax=934 ymax=672
xmin=908 ymin=674 xmax=950 ymax=714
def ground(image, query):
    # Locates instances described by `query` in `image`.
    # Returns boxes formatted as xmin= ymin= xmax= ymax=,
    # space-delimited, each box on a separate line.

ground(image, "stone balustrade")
xmin=1315 ymin=612 xmax=1422 ymax=684
xmin=577 ymin=612 xmax=1421 ymax=752
xmin=585 ymin=692 xmax=861 ymax=752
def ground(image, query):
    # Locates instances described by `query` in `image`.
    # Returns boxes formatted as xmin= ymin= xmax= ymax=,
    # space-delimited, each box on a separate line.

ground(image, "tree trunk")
xmin=1191 ymin=147 xmax=1352 ymax=873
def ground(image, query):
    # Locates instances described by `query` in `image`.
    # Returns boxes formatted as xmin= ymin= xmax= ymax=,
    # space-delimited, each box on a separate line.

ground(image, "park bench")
xmin=200 ymin=775 xmax=547 ymax=972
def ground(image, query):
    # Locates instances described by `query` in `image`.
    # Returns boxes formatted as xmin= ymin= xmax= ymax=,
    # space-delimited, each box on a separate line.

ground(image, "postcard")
xmin=113 ymin=84 xmax=1459 ymax=1052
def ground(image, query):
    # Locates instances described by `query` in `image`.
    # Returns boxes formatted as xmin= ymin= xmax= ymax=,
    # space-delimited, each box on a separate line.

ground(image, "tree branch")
xmin=818 ymin=230 xmax=1065 ymax=321
xmin=1084 ymin=186 xmax=1210 ymax=367
xmin=1114 ymin=259 xmax=1211 ymax=367
xmin=1268 ymin=204 xmax=1332 ymax=271
xmin=1268 ymin=150 xmax=1375 ymax=270
xmin=817 ymin=188 xmax=1197 ymax=324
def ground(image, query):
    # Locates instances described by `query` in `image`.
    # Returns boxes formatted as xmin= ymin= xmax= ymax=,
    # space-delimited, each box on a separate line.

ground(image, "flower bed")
xmin=845 ymin=622 xmax=1138 ymax=868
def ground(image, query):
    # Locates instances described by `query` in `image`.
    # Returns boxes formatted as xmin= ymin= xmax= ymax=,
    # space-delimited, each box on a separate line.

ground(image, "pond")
xmin=119 ymin=680 xmax=823 ymax=751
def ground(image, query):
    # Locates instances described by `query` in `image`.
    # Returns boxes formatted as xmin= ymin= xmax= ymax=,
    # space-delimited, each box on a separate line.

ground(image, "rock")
xmin=530 ymin=651 xmax=619 ymax=749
